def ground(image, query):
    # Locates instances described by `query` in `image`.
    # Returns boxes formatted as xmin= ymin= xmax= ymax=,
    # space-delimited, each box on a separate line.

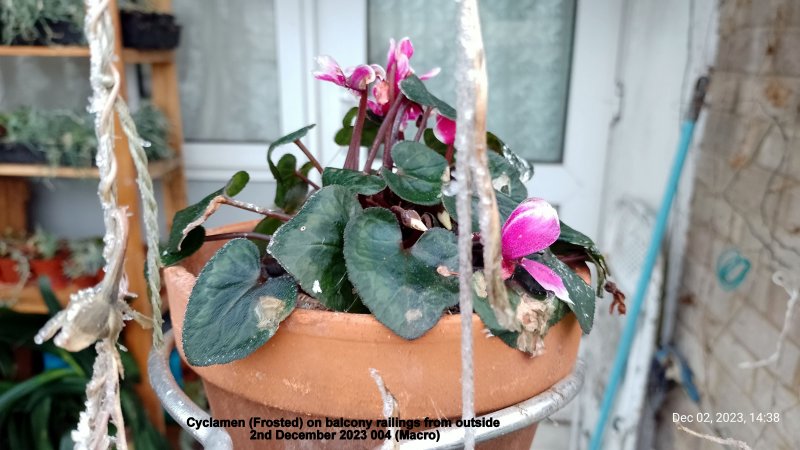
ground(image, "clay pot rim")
xmin=168 ymin=262 xmax=488 ymax=342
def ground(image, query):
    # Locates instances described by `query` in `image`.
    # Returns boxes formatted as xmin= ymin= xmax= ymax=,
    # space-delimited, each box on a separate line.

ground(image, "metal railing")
xmin=149 ymin=330 xmax=585 ymax=449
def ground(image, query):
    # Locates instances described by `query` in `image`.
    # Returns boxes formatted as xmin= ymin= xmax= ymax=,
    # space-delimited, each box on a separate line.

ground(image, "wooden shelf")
xmin=0 ymin=283 xmax=73 ymax=314
xmin=0 ymin=157 xmax=181 ymax=179
xmin=0 ymin=46 xmax=175 ymax=64
xmin=122 ymin=48 xmax=175 ymax=64
xmin=0 ymin=281 xmax=169 ymax=315
xmin=0 ymin=45 xmax=89 ymax=57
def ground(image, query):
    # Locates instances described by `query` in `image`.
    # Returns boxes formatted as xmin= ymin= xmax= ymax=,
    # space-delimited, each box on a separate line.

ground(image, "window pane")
xmin=174 ymin=0 xmax=281 ymax=142
xmin=368 ymin=0 xmax=575 ymax=163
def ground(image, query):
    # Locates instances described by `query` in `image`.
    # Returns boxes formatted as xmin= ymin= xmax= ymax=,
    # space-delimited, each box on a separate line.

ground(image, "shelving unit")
xmin=2 ymin=283 xmax=88 ymax=314
xmin=0 ymin=0 xmax=186 ymax=431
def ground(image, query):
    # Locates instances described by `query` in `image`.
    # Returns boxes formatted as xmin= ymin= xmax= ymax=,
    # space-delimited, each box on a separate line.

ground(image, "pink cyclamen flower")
xmin=369 ymin=37 xmax=441 ymax=116
xmin=500 ymin=198 xmax=573 ymax=305
xmin=433 ymin=114 xmax=456 ymax=146
xmin=313 ymin=55 xmax=384 ymax=93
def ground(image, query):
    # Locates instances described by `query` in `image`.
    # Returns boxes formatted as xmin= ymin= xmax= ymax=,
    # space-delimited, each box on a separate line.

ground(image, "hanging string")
xmin=739 ymin=271 xmax=799 ymax=369
xmin=454 ymin=0 xmax=501 ymax=447
xmin=34 ymin=0 xmax=164 ymax=446
xmin=116 ymin=101 xmax=164 ymax=346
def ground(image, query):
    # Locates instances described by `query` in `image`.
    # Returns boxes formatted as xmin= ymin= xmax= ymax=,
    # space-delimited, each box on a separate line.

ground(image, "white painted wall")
xmin=571 ymin=0 xmax=718 ymax=449
xmin=598 ymin=0 xmax=717 ymax=237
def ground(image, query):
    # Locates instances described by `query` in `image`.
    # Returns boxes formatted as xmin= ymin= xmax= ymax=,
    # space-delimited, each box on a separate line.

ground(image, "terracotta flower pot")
xmin=70 ymin=269 xmax=105 ymax=289
xmin=30 ymin=257 xmax=69 ymax=289
xmin=165 ymin=222 xmax=583 ymax=449
xmin=0 ymin=257 xmax=20 ymax=284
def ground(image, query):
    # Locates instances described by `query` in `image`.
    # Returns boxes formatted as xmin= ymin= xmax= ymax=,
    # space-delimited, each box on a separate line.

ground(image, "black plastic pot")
xmin=120 ymin=10 xmax=181 ymax=50
xmin=0 ymin=143 xmax=47 ymax=164
xmin=43 ymin=19 xmax=84 ymax=45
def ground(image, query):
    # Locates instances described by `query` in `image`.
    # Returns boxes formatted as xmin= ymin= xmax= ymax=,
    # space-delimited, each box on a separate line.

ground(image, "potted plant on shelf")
xmin=0 ymin=0 xmax=84 ymax=46
xmin=25 ymin=227 xmax=69 ymax=289
xmin=162 ymin=38 xmax=621 ymax=448
xmin=0 ymin=236 xmax=29 ymax=285
xmin=63 ymin=237 xmax=105 ymax=288
xmin=0 ymin=105 xmax=173 ymax=167
xmin=119 ymin=0 xmax=181 ymax=50
xmin=0 ymin=280 xmax=170 ymax=449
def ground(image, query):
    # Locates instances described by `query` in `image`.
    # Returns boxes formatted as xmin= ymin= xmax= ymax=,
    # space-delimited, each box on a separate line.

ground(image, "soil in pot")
xmin=0 ymin=143 xmax=47 ymax=164
xmin=120 ymin=10 xmax=181 ymax=50
xmin=30 ymin=257 xmax=69 ymax=289
xmin=165 ymin=222 xmax=584 ymax=450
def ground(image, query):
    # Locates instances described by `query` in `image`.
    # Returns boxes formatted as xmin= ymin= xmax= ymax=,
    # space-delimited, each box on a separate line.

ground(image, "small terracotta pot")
xmin=30 ymin=257 xmax=69 ymax=289
xmin=70 ymin=269 xmax=105 ymax=289
xmin=0 ymin=257 xmax=20 ymax=284
xmin=165 ymin=222 xmax=583 ymax=449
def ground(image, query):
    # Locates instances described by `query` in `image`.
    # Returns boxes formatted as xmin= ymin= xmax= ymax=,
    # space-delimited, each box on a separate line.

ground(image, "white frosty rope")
xmin=676 ymin=423 xmax=752 ymax=450
xmin=739 ymin=270 xmax=799 ymax=369
xmin=370 ymin=368 xmax=399 ymax=450
xmin=73 ymin=339 xmax=128 ymax=450
xmin=85 ymin=0 xmax=163 ymax=345
xmin=454 ymin=0 xmax=495 ymax=448
xmin=116 ymin=101 xmax=164 ymax=345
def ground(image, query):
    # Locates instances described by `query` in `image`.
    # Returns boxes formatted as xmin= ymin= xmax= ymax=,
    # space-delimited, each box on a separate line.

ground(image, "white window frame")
xmin=182 ymin=0 xmax=622 ymax=238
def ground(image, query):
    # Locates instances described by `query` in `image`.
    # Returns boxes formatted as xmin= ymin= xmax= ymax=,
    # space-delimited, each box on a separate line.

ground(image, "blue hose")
xmin=589 ymin=76 xmax=708 ymax=450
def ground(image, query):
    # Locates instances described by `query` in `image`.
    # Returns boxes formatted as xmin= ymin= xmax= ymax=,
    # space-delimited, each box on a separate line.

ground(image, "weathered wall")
xmin=658 ymin=1 xmax=800 ymax=448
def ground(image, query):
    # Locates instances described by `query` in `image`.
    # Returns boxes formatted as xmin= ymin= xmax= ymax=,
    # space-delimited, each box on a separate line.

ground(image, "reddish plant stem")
xmin=445 ymin=144 xmax=455 ymax=165
xmin=363 ymin=94 xmax=404 ymax=173
xmin=344 ymin=91 xmax=369 ymax=170
xmin=205 ymin=231 xmax=272 ymax=242
xmin=387 ymin=65 xmax=396 ymax=104
xmin=293 ymin=139 xmax=323 ymax=173
xmin=294 ymin=170 xmax=320 ymax=189
xmin=414 ymin=106 xmax=433 ymax=142
xmin=221 ymin=197 xmax=293 ymax=221
xmin=385 ymin=101 xmax=410 ymax=168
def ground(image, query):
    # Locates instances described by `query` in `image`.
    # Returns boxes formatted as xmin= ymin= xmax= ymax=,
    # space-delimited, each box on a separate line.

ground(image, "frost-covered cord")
xmin=116 ymin=101 xmax=164 ymax=346
xmin=739 ymin=271 xmax=799 ymax=369
xmin=86 ymin=0 xmax=120 ymax=253
xmin=675 ymin=424 xmax=751 ymax=450
xmin=454 ymin=0 xmax=493 ymax=447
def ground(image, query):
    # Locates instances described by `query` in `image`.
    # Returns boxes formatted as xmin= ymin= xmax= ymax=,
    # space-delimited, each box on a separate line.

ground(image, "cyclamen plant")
xmin=163 ymin=38 xmax=621 ymax=366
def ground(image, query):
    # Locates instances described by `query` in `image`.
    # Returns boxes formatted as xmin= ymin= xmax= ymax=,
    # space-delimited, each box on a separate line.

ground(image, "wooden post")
xmin=150 ymin=60 xmax=187 ymax=228
xmin=0 ymin=178 xmax=30 ymax=233
xmin=108 ymin=0 xmax=165 ymax=432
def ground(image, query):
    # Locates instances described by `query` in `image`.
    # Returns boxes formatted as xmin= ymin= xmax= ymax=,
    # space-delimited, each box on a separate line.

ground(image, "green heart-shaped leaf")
xmin=267 ymin=125 xmax=316 ymax=213
xmin=334 ymin=107 xmax=382 ymax=147
xmin=487 ymin=131 xmax=533 ymax=183
xmin=529 ymin=250 xmax=595 ymax=334
xmin=381 ymin=142 xmax=447 ymax=206
xmin=183 ymin=239 xmax=297 ymax=366
xmin=268 ymin=124 xmax=315 ymax=155
xmin=472 ymin=280 xmax=522 ymax=349
xmin=268 ymin=186 xmax=366 ymax=312
xmin=441 ymin=151 xmax=527 ymax=231
xmin=343 ymin=208 xmax=459 ymax=339
xmin=399 ymin=75 xmax=456 ymax=120
xmin=250 ymin=217 xmax=283 ymax=254
xmin=423 ymin=128 xmax=448 ymax=156
xmin=271 ymin=154 xmax=313 ymax=213
xmin=161 ymin=227 xmax=205 ymax=267
xmin=322 ymin=167 xmax=386 ymax=195
xmin=487 ymin=151 xmax=528 ymax=203
xmin=164 ymin=171 xmax=250 ymax=258
xmin=552 ymin=221 xmax=609 ymax=297
xmin=442 ymin=190 xmax=520 ymax=233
